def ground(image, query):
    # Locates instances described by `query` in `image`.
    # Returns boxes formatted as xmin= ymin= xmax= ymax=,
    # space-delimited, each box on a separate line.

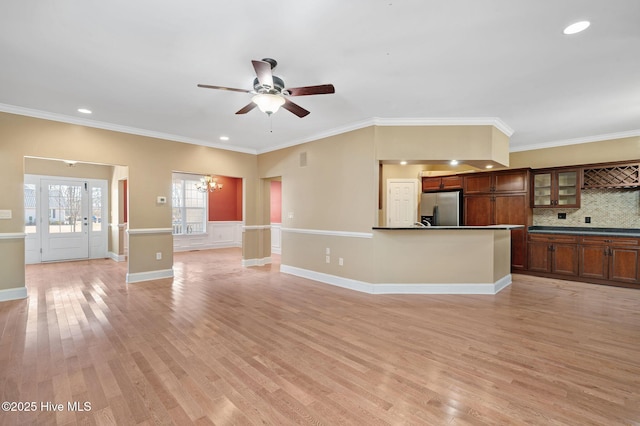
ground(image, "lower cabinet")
xmin=527 ymin=233 xmax=640 ymax=288
xmin=579 ymin=236 xmax=640 ymax=284
xmin=528 ymin=234 xmax=579 ymax=276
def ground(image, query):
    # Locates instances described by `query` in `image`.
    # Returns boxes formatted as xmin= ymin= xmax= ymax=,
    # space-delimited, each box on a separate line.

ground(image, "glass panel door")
xmin=557 ymin=171 xmax=578 ymax=206
xmin=41 ymin=179 xmax=89 ymax=261
xmin=533 ymin=173 xmax=552 ymax=206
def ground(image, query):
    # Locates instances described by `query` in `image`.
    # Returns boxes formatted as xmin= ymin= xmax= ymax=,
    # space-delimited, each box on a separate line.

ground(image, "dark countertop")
xmin=373 ymin=225 xmax=524 ymax=230
xmin=528 ymin=226 xmax=640 ymax=237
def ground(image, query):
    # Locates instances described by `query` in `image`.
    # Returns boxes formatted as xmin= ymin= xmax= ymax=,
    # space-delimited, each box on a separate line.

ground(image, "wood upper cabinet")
xmin=582 ymin=162 xmax=640 ymax=189
xmin=532 ymin=169 xmax=581 ymax=208
xmin=463 ymin=174 xmax=493 ymax=194
xmin=463 ymin=169 xmax=529 ymax=194
xmin=528 ymin=234 xmax=579 ymax=276
xmin=579 ymin=236 xmax=639 ymax=284
xmin=422 ymin=175 xmax=463 ymax=192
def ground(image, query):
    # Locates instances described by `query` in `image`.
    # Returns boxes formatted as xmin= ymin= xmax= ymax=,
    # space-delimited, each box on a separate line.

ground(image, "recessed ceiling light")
xmin=219 ymin=136 xmax=229 ymax=141
xmin=450 ymin=160 xmax=459 ymax=166
xmin=485 ymin=165 xmax=494 ymax=169
xmin=77 ymin=108 xmax=92 ymax=114
xmin=400 ymin=160 xmax=407 ymax=165
xmin=563 ymin=21 xmax=590 ymax=35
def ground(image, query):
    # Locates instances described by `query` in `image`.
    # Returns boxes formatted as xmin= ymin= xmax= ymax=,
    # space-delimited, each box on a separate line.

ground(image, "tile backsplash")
xmin=533 ymin=188 xmax=640 ymax=228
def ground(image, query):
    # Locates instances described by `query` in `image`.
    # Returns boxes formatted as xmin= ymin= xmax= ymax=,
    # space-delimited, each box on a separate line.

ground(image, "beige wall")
xmin=25 ymin=157 xmax=114 ymax=180
xmin=510 ymin=136 xmax=640 ymax=169
xmin=258 ymin=124 xmax=511 ymax=286
xmin=111 ymin=166 xmax=128 ymax=256
xmin=0 ymin=112 xmax=257 ymax=292
xmin=375 ymin=125 xmax=509 ymax=167
xmin=372 ymin=229 xmax=510 ymax=284
xmin=259 ymin=127 xmax=378 ymax=233
xmin=0 ymin=239 xmax=25 ymax=292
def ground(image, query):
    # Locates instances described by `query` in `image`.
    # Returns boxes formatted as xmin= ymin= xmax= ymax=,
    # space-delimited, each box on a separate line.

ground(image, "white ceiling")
xmin=1 ymin=1 xmax=639 ymax=154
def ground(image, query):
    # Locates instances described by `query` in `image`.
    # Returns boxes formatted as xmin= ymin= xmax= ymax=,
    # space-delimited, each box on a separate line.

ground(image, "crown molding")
xmin=509 ymin=129 xmax=640 ymax=152
xmin=0 ymin=103 xmax=257 ymax=154
xmin=12 ymin=102 xmax=635 ymax=156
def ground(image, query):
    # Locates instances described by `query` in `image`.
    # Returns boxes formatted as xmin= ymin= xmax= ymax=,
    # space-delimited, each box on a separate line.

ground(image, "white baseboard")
xmin=108 ymin=252 xmax=127 ymax=262
xmin=242 ymin=257 xmax=272 ymax=267
xmin=280 ymin=265 xmax=512 ymax=295
xmin=0 ymin=286 xmax=28 ymax=302
xmin=126 ymin=268 xmax=174 ymax=284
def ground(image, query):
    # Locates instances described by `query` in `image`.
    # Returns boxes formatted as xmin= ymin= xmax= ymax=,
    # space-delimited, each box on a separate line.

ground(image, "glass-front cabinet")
xmin=532 ymin=169 xmax=580 ymax=208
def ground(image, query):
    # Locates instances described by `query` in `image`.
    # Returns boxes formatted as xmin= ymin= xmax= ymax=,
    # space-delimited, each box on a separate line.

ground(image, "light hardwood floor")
xmin=1 ymin=248 xmax=639 ymax=425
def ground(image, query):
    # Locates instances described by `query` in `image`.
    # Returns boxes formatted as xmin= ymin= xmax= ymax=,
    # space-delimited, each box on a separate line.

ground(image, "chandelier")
xmin=195 ymin=175 xmax=223 ymax=192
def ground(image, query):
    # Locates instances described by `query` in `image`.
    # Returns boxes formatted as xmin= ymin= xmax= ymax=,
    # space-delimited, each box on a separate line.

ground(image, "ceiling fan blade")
xmin=235 ymin=102 xmax=257 ymax=115
xmin=282 ymin=99 xmax=310 ymax=118
xmin=252 ymin=60 xmax=274 ymax=89
xmin=198 ymin=84 xmax=250 ymax=93
xmin=287 ymin=84 xmax=335 ymax=96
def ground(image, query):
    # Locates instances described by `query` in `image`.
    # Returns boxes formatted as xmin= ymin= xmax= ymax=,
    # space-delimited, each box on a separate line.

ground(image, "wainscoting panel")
xmin=271 ymin=223 xmax=281 ymax=254
xmin=173 ymin=221 xmax=243 ymax=252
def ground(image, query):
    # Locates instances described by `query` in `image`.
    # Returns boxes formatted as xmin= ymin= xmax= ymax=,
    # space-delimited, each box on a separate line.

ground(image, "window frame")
xmin=172 ymin=173 xmax=208 ymax=235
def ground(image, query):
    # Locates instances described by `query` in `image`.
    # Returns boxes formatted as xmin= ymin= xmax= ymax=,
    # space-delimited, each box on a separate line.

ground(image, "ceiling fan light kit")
xmin=252 ymin=93 xmax=285 ymax=115
xmin=198 ymin=58 xmax=335 ymax=118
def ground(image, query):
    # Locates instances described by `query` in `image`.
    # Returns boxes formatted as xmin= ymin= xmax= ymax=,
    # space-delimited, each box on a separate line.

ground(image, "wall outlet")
xmin=585 ymin=216 xmax=591 ymax=223
xmin=156 ymin=252 xmax=162 ymax=260
xmin=339 ymin=258 xmax=344 ymax=266
xmin=325 ymin=255 xmax=330 ymax=264
xmin=325 ymin=247 xmax=330 ymax=255
xmin=558 ymin=212 xmax=567 ymax=219
xmin=156 ymin=196 xmax=167 ymax=204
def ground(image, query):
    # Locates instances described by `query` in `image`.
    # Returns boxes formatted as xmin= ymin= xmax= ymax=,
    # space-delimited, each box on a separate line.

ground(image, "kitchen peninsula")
xmin=371 ymin=225 xmax=523 ymax=294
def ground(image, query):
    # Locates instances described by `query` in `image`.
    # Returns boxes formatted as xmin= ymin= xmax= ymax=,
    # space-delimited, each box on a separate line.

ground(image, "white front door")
xmin=387 ymin=179 xmax=419 ymax=227
xmin=41 ymin=179 xmax=90 ymax=261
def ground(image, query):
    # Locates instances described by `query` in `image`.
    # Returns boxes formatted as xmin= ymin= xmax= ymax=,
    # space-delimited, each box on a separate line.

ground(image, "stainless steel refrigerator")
xmin=420 ymin=191 xmax=462 ymax=226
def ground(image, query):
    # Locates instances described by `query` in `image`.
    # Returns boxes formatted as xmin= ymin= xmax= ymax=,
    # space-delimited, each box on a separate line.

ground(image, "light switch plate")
xmin=0 ymin=210 xmax=12 ymax=219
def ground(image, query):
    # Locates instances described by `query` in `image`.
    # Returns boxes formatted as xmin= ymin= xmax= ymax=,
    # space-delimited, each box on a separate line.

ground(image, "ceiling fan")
xmin=198 ymin=58 xmax=335 ymax=118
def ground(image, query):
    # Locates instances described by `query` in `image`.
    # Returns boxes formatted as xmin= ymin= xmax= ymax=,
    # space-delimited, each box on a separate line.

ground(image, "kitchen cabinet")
xmin=532 ymin=169 xmax=580 ymax=208
xmin=579 ymin=236 xmax=639 ymax=284
xmin=525 ymin=231 xmax=640 ymax=288
xmin=422 ymin=175 xmax=463 ymax=192
xmin=463 ymin=169 xmax=529 ymax=194
xmin=582 ymin=162 xmax=640 ymax=189
xmin=527 ymin=234 xmax=579 ymax=276
xmin=465 ymin=194 xmax=529 ymax=270
xmin=463 ymin=169 xmax=532 ymax=271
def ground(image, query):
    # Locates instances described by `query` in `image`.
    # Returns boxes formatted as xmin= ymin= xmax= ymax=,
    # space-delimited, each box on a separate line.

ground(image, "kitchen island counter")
xmin=368 ymin=226 xmax=516 ymax=294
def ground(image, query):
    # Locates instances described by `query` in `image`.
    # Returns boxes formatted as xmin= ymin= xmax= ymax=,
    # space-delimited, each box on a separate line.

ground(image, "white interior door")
xmin=41 ymin=179 xmax=89 ymax=261
xmin=387 ymin=179 xmax=418 ymax=227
